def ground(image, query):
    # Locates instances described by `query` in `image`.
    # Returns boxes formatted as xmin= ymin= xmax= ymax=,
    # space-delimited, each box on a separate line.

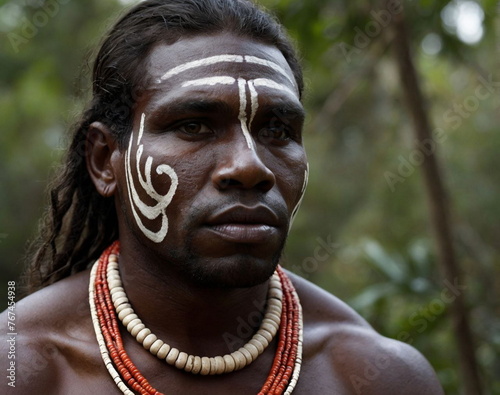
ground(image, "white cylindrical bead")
xmin=262 ymin=318 xmax=279 ymax=331
xmin=249 ymin=338 xmax=264 ymax=354
xmin=256 ymin=328 xmax=273 ymax=343
xmin=239 ymin=347 xmax=253 ymax=364
xmin=109 ymin=286 xmax=124 ymax=295
xmin=253 ymin=333 xmax=269 ymax=348
xmin=166 ymin=347 xmax=180 ymax=365
xmin=192 ymin=356 xmax=202 ymax=374
xmin=136 ymin=328 xmax=151 ymax=343
xmin=243 ymin=343 xmax=259 ymax=359
xmin=149 ymin=339 xmax=164 ymax=355
xmin=214 ymin=356 xmax=225 ymax=375
xmin=130 ymin=323 xmax=145 ymax=337
xmin=157 ymin=343 xmax=171 ymax=360
xmin=121 ymin=313 xmax=138 ymax=327
xmin=223 ymin=354 xmax=236 ymax=373
xmin=184 ymin=355 xmax=195 ymax=373
xmin=200 ymin=357 xmax=211 ymax=375
xmin=175 ymin=352 xmax=189 ymax=369
xmin=142 ymin=333 xmax=157 ymax=349
xmin=261 ymin=322 xmax=277 ymax=335
xmin=126 ymin=318 xmax=141 ymax=332
xmin=117 ymin=307 xmax=134 ymax=321
xmin=113 ymin=296 xmax=128 ymax=307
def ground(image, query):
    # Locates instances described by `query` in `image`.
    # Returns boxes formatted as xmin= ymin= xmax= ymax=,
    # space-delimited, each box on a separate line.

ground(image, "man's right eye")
xmin=175 ymin=121 xmax=212 ymax=136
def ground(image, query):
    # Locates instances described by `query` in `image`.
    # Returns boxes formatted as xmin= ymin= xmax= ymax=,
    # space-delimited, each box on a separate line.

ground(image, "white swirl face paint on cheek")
xmin=289 ymin=163 xmax=309 ymax=232
xmin=124 ymin=113 xmax=179 ymax=243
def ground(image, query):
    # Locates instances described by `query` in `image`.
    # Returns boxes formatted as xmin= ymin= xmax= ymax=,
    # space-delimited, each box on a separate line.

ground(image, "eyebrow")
xmin=150 ymin=97 xmax=304 ymax=118
xmin=149 ymin=98 xmax=235 ymax=119
xmin=257 ymin=102 xmax=306 ymax=122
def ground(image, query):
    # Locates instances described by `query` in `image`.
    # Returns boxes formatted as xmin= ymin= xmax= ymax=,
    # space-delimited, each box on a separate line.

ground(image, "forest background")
xmin=0 ymin=0 xmax=498 ymax=393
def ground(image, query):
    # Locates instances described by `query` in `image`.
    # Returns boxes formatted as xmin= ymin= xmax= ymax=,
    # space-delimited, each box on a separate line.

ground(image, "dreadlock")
xmin=23 ymin=0 xmax=304 ymax=294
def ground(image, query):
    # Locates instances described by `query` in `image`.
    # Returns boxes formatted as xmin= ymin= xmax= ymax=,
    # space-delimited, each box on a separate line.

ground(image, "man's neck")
xmin=117 ymin=241 xmax=270 ymax=357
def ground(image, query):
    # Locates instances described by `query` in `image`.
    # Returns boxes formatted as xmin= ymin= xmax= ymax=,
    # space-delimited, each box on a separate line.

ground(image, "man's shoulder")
xmin=289 ymin=271 xmax=444 ymax=395
xmin=0 ymin=269 xmax=101 ymax=394
xmin=1 ymin=268 xmax=92 ymax=333
xmin=287 ymin=269 xmax=371 ymax=329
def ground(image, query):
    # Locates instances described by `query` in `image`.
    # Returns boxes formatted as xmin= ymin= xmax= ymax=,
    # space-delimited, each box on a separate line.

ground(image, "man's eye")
xmin=177 ymin=122 xmax=212 ymax=135
xmin=258 ymin=120 xmax=292 ymax=142
xmin=259 ymin=127 xmax=290 ymax=141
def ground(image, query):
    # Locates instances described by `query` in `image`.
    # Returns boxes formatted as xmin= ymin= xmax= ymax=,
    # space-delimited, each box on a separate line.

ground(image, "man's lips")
xmin=204 ymin=205 xmax=281 ymax=243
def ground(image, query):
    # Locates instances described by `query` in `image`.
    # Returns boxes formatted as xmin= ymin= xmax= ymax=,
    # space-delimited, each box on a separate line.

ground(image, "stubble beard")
xmin=174 ymin=233 xmax=288 ymax=289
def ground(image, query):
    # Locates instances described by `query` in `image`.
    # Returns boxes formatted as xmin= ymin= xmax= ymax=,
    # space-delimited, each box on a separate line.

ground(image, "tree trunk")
xmin=391 ymin=6 xmax=483 ymax=395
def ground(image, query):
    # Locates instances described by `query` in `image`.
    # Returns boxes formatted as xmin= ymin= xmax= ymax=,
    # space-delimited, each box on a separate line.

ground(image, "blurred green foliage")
xmin=0 ymin=0 xmax=498 ymax=393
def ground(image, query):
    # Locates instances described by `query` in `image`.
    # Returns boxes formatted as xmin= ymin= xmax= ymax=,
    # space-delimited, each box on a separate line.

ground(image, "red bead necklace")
xmin=89 ymin=242 xmax=303 ymax=394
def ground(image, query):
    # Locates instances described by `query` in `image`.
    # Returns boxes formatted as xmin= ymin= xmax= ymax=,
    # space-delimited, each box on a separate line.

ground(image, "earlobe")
xmin=86 ymin=122 xmax=119 ymax=197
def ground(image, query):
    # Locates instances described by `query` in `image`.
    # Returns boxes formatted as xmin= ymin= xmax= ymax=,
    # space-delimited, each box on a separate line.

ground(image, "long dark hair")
xmin=23 ymin=0 xmax=304 ymax=294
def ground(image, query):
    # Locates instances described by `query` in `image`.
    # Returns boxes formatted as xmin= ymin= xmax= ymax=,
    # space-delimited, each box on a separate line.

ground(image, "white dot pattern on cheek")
xmin=124 ymin=113 xmax=179 ymax=243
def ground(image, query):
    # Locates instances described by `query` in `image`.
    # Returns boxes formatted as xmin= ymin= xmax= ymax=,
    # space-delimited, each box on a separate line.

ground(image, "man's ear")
xmin=86 ymin=122 xmax=120 ymax=197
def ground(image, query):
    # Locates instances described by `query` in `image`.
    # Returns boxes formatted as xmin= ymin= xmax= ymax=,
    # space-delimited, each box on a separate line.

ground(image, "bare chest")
xmin=53 ymin=342 xmax=353 ymax=395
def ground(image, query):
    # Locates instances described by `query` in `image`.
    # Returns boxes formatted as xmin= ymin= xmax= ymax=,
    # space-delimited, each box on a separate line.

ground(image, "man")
xmin=1 ymin=0 xmax=444 ymax=393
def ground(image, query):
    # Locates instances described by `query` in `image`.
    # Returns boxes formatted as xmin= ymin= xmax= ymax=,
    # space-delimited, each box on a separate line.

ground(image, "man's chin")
xmin=183 ymin=255 xmax=280 ymax=289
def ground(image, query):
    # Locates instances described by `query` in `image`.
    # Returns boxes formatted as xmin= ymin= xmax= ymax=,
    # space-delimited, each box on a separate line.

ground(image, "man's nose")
xmin=212 ymin=133 xmax=276 ymax=192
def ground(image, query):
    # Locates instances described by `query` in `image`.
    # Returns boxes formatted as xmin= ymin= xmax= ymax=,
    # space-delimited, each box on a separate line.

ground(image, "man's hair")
xmin=23 ymin=0 xmax=304 ymax=294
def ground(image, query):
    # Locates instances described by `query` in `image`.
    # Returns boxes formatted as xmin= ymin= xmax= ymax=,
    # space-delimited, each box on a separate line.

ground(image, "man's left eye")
xmin=258 ymin=121 xmax=292 ymax=142
xmin=177 ymin=122 xmax=212 ymax=135
xmin=259 ymin=127 xmax=290 ymax=141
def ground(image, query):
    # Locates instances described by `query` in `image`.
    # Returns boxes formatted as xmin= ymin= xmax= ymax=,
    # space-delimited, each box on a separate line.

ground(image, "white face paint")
xmin=159 ymin=55 xmax=244 ymax=82
xmin=126 ymin=54 xmax=300 ymax=241
xmin=124 ymin=113 xmax=179 ymax=243
xmin=182 ymin=76 xmax=236 ymax=87
xmin=247 ymin=80 xmax=258 ymax=131
xmin=289 ymin=163 xmax=309 ymax=232
xmin=158 ymin=54 xmax=298 ymax=153
xmin=237 ymin=78 xmax=255 ymax=151
xmin=159 ymin=54 xmax=295 ymax=87
xmin=244 ymin=55 xmax=295 ymax=86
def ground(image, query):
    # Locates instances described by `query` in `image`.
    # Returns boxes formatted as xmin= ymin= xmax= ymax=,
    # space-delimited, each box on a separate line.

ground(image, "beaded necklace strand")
xmin=89 ymin=241 xmax=303 ymax=394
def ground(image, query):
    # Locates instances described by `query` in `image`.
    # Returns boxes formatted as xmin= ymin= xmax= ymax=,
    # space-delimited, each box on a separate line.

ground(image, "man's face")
xmin=115 ymin=32 xmax=308 ymax=288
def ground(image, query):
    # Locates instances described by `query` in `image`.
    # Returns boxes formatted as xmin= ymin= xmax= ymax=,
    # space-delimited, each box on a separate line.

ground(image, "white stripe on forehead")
xmin=252 ymin=78 xmax=296 ymax=97
xmin=244 ymin=55 xmax=295 ymax=85
xmin=182 ymin=76 xmax=236 ymax=88
xmin=160 ymin=55 xmax=244 ymax=81
xmin=238 ymin=78 xmax=256 ymax=151
xmin=159 ymin=54 xmax=295 ymax=88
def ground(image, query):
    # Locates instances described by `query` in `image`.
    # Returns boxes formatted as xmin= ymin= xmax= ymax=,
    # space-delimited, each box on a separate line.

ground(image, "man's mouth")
xmin=204 ymin=205 xmax=281 ymax=243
